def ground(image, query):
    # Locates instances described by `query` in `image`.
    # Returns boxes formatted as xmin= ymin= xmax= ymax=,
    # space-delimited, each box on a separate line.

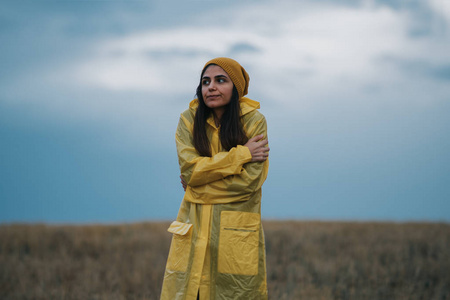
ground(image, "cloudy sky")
xmin=1 ymin=0 xmax=449 ymax=223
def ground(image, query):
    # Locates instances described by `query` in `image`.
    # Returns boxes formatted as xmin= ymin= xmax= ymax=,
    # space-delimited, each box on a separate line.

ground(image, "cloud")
xmin=62 ymin=1 xmax=449 ymax=110
xmin=3 ymin=0 xmax=449 ymax=151
xmin=69 ymin=27 xmax=259 ymax=93
xmin=2 ymin=0 xmax=450 ymax=222
xmin=429 ymin=0 xmax=450 ymax=23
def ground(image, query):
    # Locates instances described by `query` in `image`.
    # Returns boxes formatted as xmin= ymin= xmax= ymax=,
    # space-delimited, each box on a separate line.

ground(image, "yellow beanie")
xmin=203 ymin=57 xmax=250 ymax=99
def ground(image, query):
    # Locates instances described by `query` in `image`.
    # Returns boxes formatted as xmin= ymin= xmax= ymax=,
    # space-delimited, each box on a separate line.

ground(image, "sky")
xmin=1 ymin=0 xmax=449 ymax=223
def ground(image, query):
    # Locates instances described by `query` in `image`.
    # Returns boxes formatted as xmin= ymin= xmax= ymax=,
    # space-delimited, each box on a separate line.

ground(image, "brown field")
xmin=1 ymin=221 xmax=449 ymax=300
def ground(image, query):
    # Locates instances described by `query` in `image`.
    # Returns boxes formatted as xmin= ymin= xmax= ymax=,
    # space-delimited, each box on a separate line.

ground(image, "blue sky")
xmin=1 ymin=0 xmax=449 ymax=223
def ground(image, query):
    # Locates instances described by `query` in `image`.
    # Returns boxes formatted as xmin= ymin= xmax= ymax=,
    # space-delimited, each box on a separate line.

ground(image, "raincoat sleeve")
xmin=176 ymin=114 xmax=253 ymax=187
xmin=187 ymin=116 xmax=269 ymax=204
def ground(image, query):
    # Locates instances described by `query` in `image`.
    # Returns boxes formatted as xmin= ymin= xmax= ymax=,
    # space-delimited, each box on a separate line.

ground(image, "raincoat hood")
xmin=188 ymin=96 xmax=260 ymax=116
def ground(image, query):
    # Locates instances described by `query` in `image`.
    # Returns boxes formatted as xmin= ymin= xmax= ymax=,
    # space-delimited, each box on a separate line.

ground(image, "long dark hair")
xmin=193 ymin=64 xmax=248 ymax=157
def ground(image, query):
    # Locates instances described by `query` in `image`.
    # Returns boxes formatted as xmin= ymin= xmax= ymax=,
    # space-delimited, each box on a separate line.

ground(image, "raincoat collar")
xmin=188 ymin=97 xmax=260 ymax=117
xmin=189 ymin=97 xmax=260 ymax=129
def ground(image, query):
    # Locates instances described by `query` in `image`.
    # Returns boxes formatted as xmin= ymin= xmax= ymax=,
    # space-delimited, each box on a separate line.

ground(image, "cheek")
xmin=201 ymin=86 xmax=208 ymax=97
xmin=224 ymin=86 xmax=233 ymax=102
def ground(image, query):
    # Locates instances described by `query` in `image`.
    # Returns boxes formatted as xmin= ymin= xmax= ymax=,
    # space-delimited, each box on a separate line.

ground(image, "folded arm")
xmin=183 ymin=116 xmax=269 ymax=204
xmin=176 ymin=114 xmax=253 ymax=187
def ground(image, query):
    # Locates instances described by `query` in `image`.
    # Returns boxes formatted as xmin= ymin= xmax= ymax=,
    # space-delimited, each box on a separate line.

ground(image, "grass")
xmin=1 ymin=221 xmax=449 ymax=299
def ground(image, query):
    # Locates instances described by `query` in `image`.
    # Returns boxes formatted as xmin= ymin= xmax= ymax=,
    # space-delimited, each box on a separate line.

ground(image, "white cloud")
xmin=429 ymin=0 xmax=450 ymax=23
xmin=3 ymin=0 xmax=450 ymax=222
xmin=4 ymin=0 xmax=449 ymax=152
xmin=66 ymin=1 xmax=449 ymax=111
xmin=71 ymin=27 xmax=259 ymax=93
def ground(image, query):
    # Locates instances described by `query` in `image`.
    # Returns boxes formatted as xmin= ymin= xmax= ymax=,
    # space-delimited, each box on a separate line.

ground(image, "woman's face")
xmin=201 ymin=65 xmax=234 ymax=112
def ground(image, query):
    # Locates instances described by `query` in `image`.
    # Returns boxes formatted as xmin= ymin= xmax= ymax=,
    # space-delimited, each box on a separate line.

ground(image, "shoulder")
xmin=240 ymin=97 xmax=266 ymax=124
xmin=179 ymin=101 xmax=197 ymax=125
xmin=242 ymin=109 xmax=266 ymax=126
xmin=176 ymin=108 xmax=194 ymax=137
xmin=241 ymin=110 xmax=267 ymax=136
xmin=180 ymin=107 xmax=194 ymax=120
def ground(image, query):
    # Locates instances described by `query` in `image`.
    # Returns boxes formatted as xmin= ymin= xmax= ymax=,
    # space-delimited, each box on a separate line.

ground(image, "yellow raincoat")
xmin=160 ymin=97 xmax=269 ymax=300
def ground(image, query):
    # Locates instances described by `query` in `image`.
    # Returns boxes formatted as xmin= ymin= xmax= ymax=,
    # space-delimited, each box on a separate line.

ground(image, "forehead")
xmin=202 ymin=65 xmax=230 ymax=78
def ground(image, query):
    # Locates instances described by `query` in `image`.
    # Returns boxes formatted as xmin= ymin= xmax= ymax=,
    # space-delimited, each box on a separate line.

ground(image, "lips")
xmin=207 ymin=95 xmax=220 ymax=99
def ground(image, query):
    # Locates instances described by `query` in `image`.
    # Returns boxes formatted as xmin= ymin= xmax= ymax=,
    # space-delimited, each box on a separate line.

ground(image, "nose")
xmin=208 ymin=81 xmax=217 ymax=91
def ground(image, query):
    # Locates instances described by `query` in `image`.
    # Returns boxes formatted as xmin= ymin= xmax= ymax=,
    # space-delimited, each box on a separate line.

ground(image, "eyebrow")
xmin=202 ymin=75 xmax=229 ymax=80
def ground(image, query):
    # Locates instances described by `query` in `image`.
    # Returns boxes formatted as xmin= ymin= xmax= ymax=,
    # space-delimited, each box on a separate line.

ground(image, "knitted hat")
xmin=203 ymin=57 xmax=250 ymax=99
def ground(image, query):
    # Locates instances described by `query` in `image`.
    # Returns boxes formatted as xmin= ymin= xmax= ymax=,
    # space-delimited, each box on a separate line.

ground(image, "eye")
xmin=218 ymin=78 xmax=226 ymax=83
xmin=202 ymin=79 xmax=210 ymax=85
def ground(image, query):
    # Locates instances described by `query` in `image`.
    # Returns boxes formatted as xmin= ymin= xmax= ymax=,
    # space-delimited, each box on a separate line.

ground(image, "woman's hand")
xmin=180 ymin=175 xmax=187 ymax=191
xmin=180 ymin=135 xmax=268 ymax=190
xmin=245 ymin=134 xmax=270 ymax=162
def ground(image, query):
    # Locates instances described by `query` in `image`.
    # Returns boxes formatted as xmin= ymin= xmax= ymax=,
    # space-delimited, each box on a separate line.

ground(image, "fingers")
xmin=251 ymin=156 xmax=268 ymax=162
xmin=256 ymin=139 xmax=269 ymax=148
xmin=254 ymin=142 xmax=270 ymax=154
xmin=247 ymin=136 xmax=268 ymax=149
xmin=251 ymin=147 xmax=270 ymax=162
xmin=248 ymin=134 xmax=264 ymax=143
xmin=254 ymin=146 xmax=270 ymax=155
xmin=180 ymin=175 xmax=187 ymax=191
xmin=247 ymin=134 xmax=270 ymax=162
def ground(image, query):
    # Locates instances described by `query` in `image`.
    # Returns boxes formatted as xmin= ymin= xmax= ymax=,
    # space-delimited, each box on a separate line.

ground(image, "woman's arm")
xmin=179 ymin=135 xmax=268 ymax=191
xmin=184 ymin=116 xmax=269 ymax=204
xmin=176 ymin=114 xmax=254 ymax=187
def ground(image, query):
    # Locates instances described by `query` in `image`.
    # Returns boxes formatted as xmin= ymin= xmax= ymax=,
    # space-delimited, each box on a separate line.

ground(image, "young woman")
xmin=160 ymin=57 xmax=270 ymax=300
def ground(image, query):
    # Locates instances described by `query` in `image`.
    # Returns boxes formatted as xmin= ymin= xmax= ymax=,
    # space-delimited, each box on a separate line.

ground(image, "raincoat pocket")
xmin=218 ymin=211 xmax=260 ymax=275
xmin=166 ymin=221 xmax=193 ymax=272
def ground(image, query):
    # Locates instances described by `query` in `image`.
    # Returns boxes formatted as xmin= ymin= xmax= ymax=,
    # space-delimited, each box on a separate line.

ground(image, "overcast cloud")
xmin=1 ymin=0 xmax=449 ymax=222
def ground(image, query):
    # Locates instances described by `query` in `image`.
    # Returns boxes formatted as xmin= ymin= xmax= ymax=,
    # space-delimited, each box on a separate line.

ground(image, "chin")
xmin=205 ymin=103 xmax=221 ymax=109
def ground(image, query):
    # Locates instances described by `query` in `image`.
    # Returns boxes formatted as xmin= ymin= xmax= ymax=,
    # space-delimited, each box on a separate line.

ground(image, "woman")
xmin=160 ymin=57 xmax=270 ymax=300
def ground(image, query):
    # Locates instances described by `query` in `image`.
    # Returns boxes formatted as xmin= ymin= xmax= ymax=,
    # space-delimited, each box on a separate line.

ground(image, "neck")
xmin=212 ymin=108 xmax=225 ymax=126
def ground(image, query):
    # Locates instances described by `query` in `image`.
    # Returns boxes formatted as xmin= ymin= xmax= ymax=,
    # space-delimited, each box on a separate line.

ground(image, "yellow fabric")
xmin=166 ymin=222 xmax=193 ymax=272
xmin=160 ymin=97 xmax=269 ymax=300
xmin=203 ymin=57 xmax=250 ymax=99
xmin=217 ymin=211 xmax=260 ymax=275
xmin=168 ymin=221 xmax=194 ymax=235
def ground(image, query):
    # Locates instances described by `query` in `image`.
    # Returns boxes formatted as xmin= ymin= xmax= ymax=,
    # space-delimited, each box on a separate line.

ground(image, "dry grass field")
xmin=1 ymin=221 xmax=449 ymax=300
